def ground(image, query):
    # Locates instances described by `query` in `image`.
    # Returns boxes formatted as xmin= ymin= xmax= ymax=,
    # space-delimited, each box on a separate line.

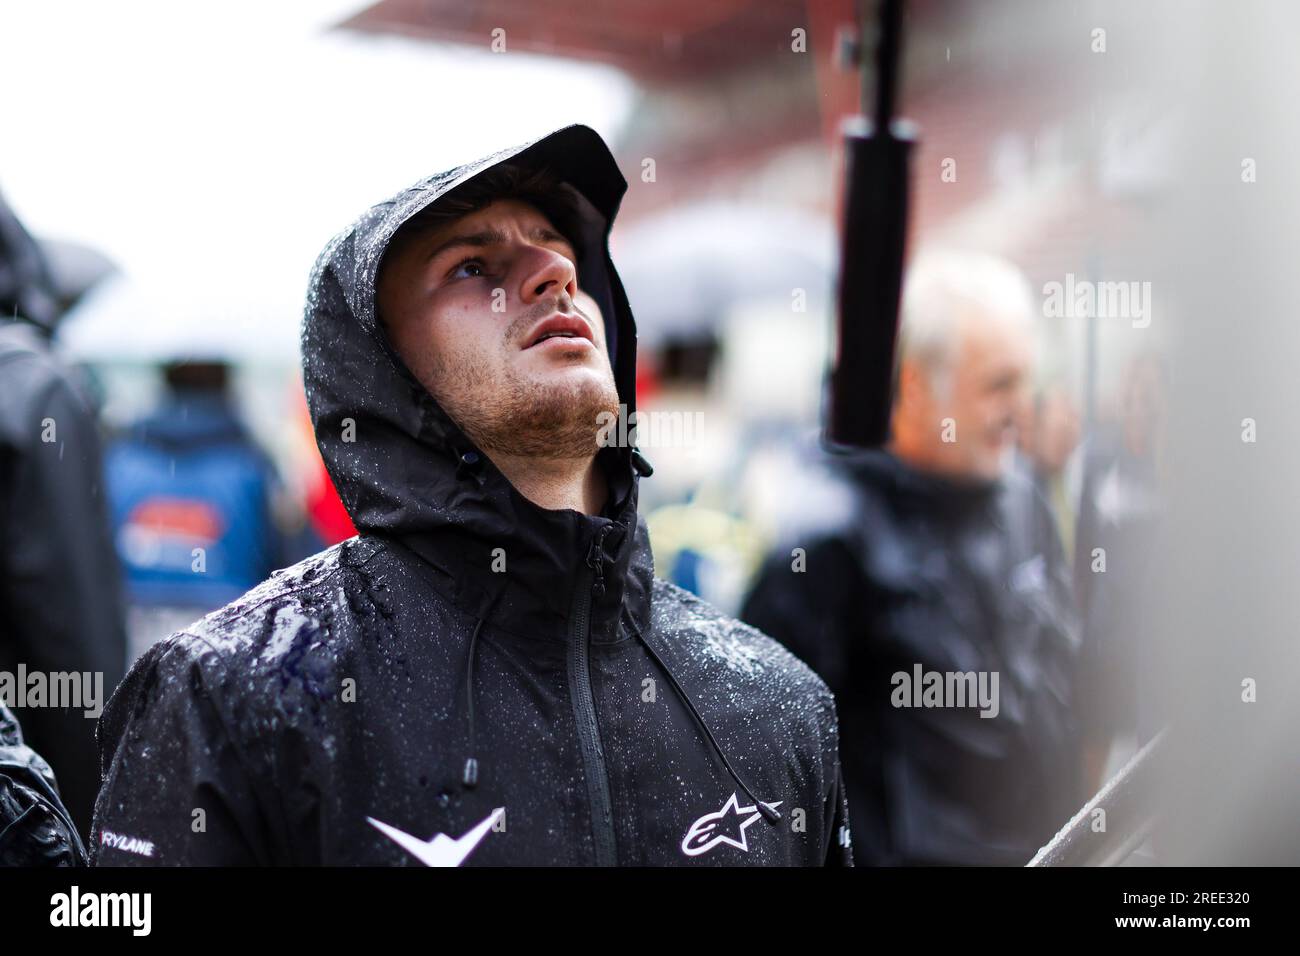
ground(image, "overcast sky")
xmin=0 ymin=0 xmax=634 ymax=359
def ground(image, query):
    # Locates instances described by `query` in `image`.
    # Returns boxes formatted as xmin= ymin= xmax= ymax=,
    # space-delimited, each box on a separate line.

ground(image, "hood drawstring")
xmin=462 ymin=585 xmax=504 ymax=790
xmin=630 ymin=448 xmax=654 ymax=478
xmin=635 ymin=632 xmax=782 ymax=826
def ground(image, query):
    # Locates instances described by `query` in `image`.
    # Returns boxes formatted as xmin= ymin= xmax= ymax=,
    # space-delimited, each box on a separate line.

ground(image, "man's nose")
xmin=518 ymin=245 xmax=577 ymax=305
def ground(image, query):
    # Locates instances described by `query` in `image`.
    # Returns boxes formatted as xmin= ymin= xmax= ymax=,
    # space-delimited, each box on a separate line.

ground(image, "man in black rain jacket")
xmin=92 ymin=125 xmax=851 ymax=867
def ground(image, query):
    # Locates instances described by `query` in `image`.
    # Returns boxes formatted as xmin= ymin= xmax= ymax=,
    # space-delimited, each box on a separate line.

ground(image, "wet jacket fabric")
xmin=1 ymin=193 xmax=127 ymax=840
xmin=742 ymin=449 xmax=1082 ymax=866
xmin=0 ymin=703 xmax=86 ymax=866
xmin=92 ymin=125 xmax=851 ymax=867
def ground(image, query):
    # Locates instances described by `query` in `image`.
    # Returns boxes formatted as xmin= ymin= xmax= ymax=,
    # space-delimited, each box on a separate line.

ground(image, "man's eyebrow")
xmin=423 ymin=228 xmax=507 ymax=263
xmin=530 ymin=226 xmax=574 ymax=250
xmin=423 ymin=225 xmax=575 ymax=263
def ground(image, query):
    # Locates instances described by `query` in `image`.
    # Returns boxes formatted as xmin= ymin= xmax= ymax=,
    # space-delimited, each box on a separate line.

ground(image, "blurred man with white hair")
xmin=890 ymin=251 xmax=1039 ymax=482
xmin=742 ymin=250 xmax=1084 ymax=865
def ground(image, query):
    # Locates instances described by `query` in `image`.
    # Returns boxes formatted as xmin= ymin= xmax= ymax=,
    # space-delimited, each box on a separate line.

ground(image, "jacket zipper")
xmin=568 ymin=536 xmax=618 ymax=866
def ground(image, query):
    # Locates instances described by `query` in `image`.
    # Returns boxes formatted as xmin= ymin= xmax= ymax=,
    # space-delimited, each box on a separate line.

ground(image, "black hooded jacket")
xmin=91 ymin=126 xmax=851 ymax=867
xmin=742 ymin=449 xmax=1081 ymax=866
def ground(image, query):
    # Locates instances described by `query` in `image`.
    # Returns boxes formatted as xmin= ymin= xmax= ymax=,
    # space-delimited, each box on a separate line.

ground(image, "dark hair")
xmin=163 ymin=360 xmax=229 ymax=392
xmin=385 ymin=163 xmax=586 ymax=268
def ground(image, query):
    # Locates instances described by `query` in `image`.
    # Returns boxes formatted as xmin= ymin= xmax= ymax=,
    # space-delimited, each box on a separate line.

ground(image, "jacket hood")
xmin=302 ymin=125 xmax=651 ymax=642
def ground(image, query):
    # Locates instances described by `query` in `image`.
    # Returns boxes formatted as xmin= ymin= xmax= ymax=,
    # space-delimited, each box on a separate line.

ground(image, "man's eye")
xmin=449 ymin=258 xmax=486 ymax=280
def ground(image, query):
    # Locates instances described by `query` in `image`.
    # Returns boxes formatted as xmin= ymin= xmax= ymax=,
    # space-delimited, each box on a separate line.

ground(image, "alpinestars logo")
xmin=681 ymin=792 xmax=782 ymax=857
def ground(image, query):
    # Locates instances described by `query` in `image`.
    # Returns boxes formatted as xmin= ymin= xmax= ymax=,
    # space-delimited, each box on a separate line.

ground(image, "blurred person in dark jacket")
xmin=0 ymin=189 xmax=126 ymax=841
xmin=742 ymin=251 xmax=1083 ymax=865
xmin=105 ymin=359 xmax=293 ymax=660
xmin=1013 ymin=382 xmax=1083 ymax=574
xmin=1072 ymin=351 xmax=1167 ymax=789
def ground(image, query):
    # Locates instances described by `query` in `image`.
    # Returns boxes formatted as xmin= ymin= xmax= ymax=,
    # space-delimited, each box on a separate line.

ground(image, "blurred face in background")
xmin=1122 ymin=354 xmax=1166 ymax=459
xmin=1019 ymin=386 xmax=1082 ymax=477
xmin=894 ymin=306 xmax=1034 ymax=483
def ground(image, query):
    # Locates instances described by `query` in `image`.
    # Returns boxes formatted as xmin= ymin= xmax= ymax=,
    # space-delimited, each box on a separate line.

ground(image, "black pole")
xmin=873 ymin=0 xmax=902 ymax=127
xmin=826 ymin=0 xmax=915 ymax=449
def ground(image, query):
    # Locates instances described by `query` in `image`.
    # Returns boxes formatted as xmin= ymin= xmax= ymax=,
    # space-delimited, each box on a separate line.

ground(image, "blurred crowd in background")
xmin=0 ymin=0 xmax=1168 ymax=862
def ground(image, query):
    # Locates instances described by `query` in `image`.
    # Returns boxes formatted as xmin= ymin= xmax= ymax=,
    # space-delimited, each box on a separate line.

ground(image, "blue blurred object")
xmin=673 ymin=546 xmax=702 ymax=594
xmin=106 ymin=387 xmax=283 ymax=609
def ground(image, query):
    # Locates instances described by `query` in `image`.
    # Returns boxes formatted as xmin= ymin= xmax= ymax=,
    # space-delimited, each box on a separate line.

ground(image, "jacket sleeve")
xmin=815 ymin=686 xmax=854 ymax=867
xmin=0 ymin=704 xmax=87 ymax=866
xmin=0 ymin=348 xmax=127 ymax=833
xmin=824 ymin=765 xmax=853 ymax=867
xmin=744 ymin=536 xmax=863 ymax=867
xmin=92 ymin=634 xmax=274 ymax=865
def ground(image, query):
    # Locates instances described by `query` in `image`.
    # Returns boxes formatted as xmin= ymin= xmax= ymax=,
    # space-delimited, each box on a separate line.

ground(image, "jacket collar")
xmin=395 ymin=446 xmax=655 ymax=644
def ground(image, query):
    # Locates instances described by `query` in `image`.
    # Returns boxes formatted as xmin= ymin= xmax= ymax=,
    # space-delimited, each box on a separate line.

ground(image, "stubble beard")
xmin=432 ymin=348 xmax=620 ymax=461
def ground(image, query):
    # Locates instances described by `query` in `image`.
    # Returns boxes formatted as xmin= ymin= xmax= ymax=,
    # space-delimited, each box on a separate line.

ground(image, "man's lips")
xmin=522 ymin=313 xmax=594 ymax=350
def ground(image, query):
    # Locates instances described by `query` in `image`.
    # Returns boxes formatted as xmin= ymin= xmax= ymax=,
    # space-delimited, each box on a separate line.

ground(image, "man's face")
xmin=378 ymin=198 xmax=619 ymax=460
xmin=905 ymin=310 xmax=1033 ymax=482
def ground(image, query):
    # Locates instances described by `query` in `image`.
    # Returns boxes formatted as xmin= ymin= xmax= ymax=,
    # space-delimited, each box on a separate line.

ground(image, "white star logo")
xmin=681 ymin=792 xmax=782 ymax=857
